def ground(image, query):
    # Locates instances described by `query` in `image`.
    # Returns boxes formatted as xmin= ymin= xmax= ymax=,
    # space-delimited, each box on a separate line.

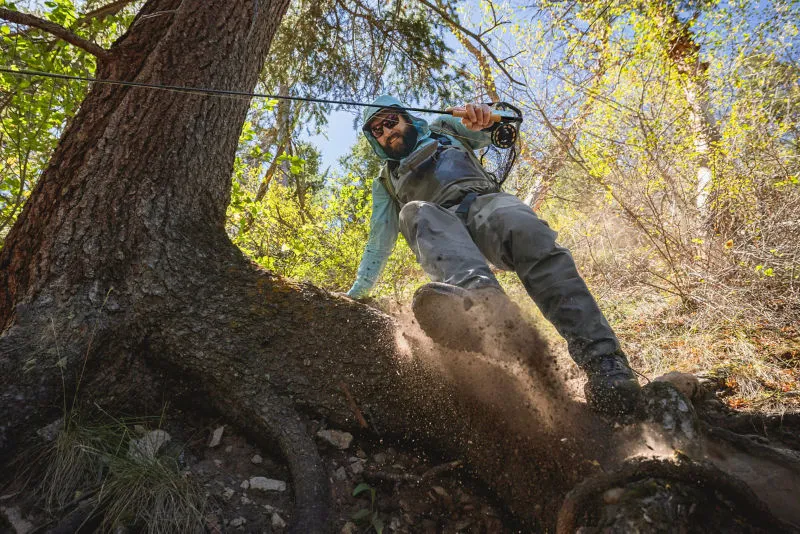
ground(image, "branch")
xmin=0 ymin=7 xmax=109 ymax=59
xmin=75 ymin=0 xmax=138 ymax=26
xmin=415 ymin=0 xmax=524 ymax=86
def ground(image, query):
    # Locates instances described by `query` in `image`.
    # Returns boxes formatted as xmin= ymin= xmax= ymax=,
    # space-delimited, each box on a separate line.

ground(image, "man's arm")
xmin=346 ymin=176 xmax=400 ymax=299
xmin=432 ymin=103 xmax=494 ymax=151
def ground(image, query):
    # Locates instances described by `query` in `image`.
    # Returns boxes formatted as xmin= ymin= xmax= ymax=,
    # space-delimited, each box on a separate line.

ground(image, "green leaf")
xmin=352 ymin=482 xmax=372 ymax=497
xmin=351 ymin=508 xmax=371 ymax=522
xmin=372 ymin=514 xmax=384 ymax=534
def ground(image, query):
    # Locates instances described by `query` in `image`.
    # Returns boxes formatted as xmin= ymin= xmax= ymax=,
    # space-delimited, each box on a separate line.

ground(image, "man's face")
xmin=368 ymin=110 xmax=417 ymax=159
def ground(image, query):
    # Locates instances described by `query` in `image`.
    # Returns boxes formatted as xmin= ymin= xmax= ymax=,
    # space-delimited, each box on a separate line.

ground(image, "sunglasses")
xmin=368 ymin=113 xmax=400 ymax=138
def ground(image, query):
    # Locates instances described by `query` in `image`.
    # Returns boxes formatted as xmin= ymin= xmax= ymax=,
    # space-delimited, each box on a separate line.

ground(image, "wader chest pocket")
xmin=393 ymin=140 xmax=441 ymax=201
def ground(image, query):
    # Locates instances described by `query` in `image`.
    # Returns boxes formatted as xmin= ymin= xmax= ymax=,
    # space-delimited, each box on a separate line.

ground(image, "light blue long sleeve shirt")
xmin=347 ymin=177 xmax=399 ymax=298
xmin=346 ymin=111 xmax=493 ymax=299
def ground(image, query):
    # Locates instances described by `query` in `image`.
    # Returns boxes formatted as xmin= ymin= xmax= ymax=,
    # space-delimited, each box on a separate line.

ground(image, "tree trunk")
xmin=0 ymin=0 xmax=609 ymax=530
xmin=649 ymin=0 xmax=722 ymax=216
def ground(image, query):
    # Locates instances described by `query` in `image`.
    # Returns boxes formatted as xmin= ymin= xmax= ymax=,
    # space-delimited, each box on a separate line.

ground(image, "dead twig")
xmin=339 ymin=381 xmax=369 ymax=429
xmin=364 ymin=460 xmax=462 ymax=484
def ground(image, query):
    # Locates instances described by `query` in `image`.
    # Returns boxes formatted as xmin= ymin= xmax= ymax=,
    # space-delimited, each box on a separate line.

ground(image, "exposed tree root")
xmin=701 ymin=421 xmax=800 ymax=473
xmin=556 ymin=457 xmax=792 ymax=533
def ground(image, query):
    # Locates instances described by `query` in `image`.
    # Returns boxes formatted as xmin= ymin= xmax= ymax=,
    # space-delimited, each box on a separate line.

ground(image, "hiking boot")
xmin=583 ymin=351 xmax=641 ymax=416
xmin=412 ymin=282 xmax=503 ymax=351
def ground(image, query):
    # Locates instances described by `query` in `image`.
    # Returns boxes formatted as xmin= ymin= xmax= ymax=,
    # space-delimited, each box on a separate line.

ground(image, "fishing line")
xmin=0 ymin=66 xmax=522 ymax=182
xmin=0 ymin=67 xmax=522 ymax=124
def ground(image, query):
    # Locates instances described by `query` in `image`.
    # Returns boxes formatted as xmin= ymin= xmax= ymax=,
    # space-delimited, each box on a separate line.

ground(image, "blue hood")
xmin=361 ymin=95 xmax=431 ymax=161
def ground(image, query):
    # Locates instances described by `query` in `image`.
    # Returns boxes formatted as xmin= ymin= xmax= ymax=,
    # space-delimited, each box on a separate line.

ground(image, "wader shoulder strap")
xmin=379 ymin=163 xmax=401 ymax=207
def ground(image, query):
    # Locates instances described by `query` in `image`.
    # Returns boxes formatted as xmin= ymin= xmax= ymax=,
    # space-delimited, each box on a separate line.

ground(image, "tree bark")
xmin=649 ymin=0 xmax=722 ymax=215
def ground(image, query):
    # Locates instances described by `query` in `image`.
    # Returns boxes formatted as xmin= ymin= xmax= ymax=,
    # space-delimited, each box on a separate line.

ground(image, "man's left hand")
xmin=457 ymin=103 xmax=494 ymax=131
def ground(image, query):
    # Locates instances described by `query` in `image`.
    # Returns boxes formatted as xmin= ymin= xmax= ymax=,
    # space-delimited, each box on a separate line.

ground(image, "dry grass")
xmin=600 ymin=287 xmax=800 ymax=413
xmin=98 ymin=451 xmax=206 ymax=534
xmin=36 ymin=411 xmax=206 ymax=533
xmin=490 ymin=270 xmax=800 ymax=413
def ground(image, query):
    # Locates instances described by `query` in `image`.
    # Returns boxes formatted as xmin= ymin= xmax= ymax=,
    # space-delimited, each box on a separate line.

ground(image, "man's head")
xmin=364 ymin=108 xmax=418 ymax=160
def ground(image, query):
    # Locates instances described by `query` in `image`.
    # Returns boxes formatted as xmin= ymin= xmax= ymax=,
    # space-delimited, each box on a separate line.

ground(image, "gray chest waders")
xmin=380 ymin=134 xmax=498 ymax=210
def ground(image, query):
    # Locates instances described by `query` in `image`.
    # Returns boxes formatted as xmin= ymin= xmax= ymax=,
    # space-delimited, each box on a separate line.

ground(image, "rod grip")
xmin=450 ymin=107 xmax=502 ymax=123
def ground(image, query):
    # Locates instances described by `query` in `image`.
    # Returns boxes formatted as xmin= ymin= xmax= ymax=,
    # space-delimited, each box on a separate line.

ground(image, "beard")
xmin=382 ymin=123 xmax=418 ymax=159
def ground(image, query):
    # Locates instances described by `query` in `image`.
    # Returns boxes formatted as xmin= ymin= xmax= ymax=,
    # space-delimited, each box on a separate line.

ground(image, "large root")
xmin=556 ymin=457 xmax=793 ymax=533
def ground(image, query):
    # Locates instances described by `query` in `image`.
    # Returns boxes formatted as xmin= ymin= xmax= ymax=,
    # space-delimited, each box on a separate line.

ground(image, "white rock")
xmin=316 ymin=429 xmax=353 ymax=450
xmin=249 ymin=476 xmax=286 ymax=492
xmin=271 ymin=513 xmax=287 ymax=529
xmin=230 ymin=517 xmax=246 ymax=527
xmin=128 ymin=430 xmax=171 ymax=461
xmin=222 ymin=487 xmax=235 ymax=500
xmin=0 ymin=506 xmax=33 ymax=534
xmin=349 ymin=460 xmax=364 ymax=475
xmin=240 ymin=480 xmax=250 ymax=490
xmin=36 ymin=418 xmax=63 ymax=442
xmin=251 ymin=454 xmax=263 ymax=464
xmin=224 ymin=445 xmax=233 ymax=453
xmin=341 ymin=522 xmax=358 ymax=534
xmin=208 ymin=425 xmax=225 ymax=448
xmin=333 ymin=466 xmax=348 ymax=481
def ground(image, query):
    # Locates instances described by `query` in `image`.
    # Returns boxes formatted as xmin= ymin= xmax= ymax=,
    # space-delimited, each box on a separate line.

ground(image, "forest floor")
xmin=1 ymin=292 xmax=799 ymax=533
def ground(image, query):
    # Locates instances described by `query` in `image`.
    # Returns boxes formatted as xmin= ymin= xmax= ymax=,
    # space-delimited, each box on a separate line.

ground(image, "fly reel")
xmin=488 ymin=102 xmax=522 ymax=149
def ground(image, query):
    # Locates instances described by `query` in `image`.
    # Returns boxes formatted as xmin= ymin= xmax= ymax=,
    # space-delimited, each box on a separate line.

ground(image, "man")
xmin=346 ymin=95 xmax=640 ymax=415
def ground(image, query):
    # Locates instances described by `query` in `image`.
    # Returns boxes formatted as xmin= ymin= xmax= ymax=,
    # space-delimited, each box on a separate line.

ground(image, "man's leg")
xmin=399 ymin=200 xmax=502 ymax=351
xmin=464 ymin=193 xmax=639 ymax=413
xmin=399 ymin=200 xmax=500 ymax=290
xmin=463 ymin=193 xmax=616 ymax=364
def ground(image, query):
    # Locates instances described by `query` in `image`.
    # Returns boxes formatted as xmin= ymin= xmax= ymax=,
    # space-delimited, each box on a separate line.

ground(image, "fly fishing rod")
xmin=0 ymin=67 xmax=523 ymax=149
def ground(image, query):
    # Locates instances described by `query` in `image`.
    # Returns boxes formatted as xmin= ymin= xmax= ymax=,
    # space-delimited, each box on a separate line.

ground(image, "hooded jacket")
xmin=347 ymin=95 xmax=494 ymax=298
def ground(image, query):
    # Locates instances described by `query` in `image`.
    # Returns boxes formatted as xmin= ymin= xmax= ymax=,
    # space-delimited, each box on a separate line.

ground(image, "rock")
xmin=230 ymin=517 xmax=246 ymax=527
xmin=240 ymin=480 xmax=250 ymax=490
xmin=251 ymin=454 xmax=263 ymax=464
xmin=133 ymin=424 xmax=147 ymax=435
xmin=654 ymin=372 xmax=700 ymax=400
xmin=128 ymin=429 xmax=171 ymax=461
xmin=213 ymin=459 xmax=222 ymax=467
xmin=0 ymin=506 xmax=33 ymax=534
xmin=341 ymin=522 xmax=358 ymax=534
xmin=224 ymin=445 xmax=233 ymax=453
xmin=36 ymin=418 xmax=63 ymax=442
xmin=316 ymin=429 xmax=353 ymax=450
xmin=603 ymin=487 xmax=625 ymax=504
xmin=271 ymin=513 xmax=287 ymax=529
xmin=452 ymin=518 xmax=473 ymax=530
xmin=373 ymin=452 xmax=387 ymax=465
xmin=349 ymin=460 xmax=364 ymax=475
xmin=249 ymin=476 xmax=286 ymax=492
xmin=222 ymin=487 xmax=235 ymax=500
xmin=334 ymin=466 xmax=348 ymax=481
xmin=389 ymin=516 xmax=402 ymax=531
xmin=432 ymin=486 xmax=449 ymax=498
xmin=432 ymin=486 xmax=452 ymax=506
xmin=637 ymin=381 xmax=700 ymax=453
xmin=208 ymin=425 xmax=225 ymax=448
